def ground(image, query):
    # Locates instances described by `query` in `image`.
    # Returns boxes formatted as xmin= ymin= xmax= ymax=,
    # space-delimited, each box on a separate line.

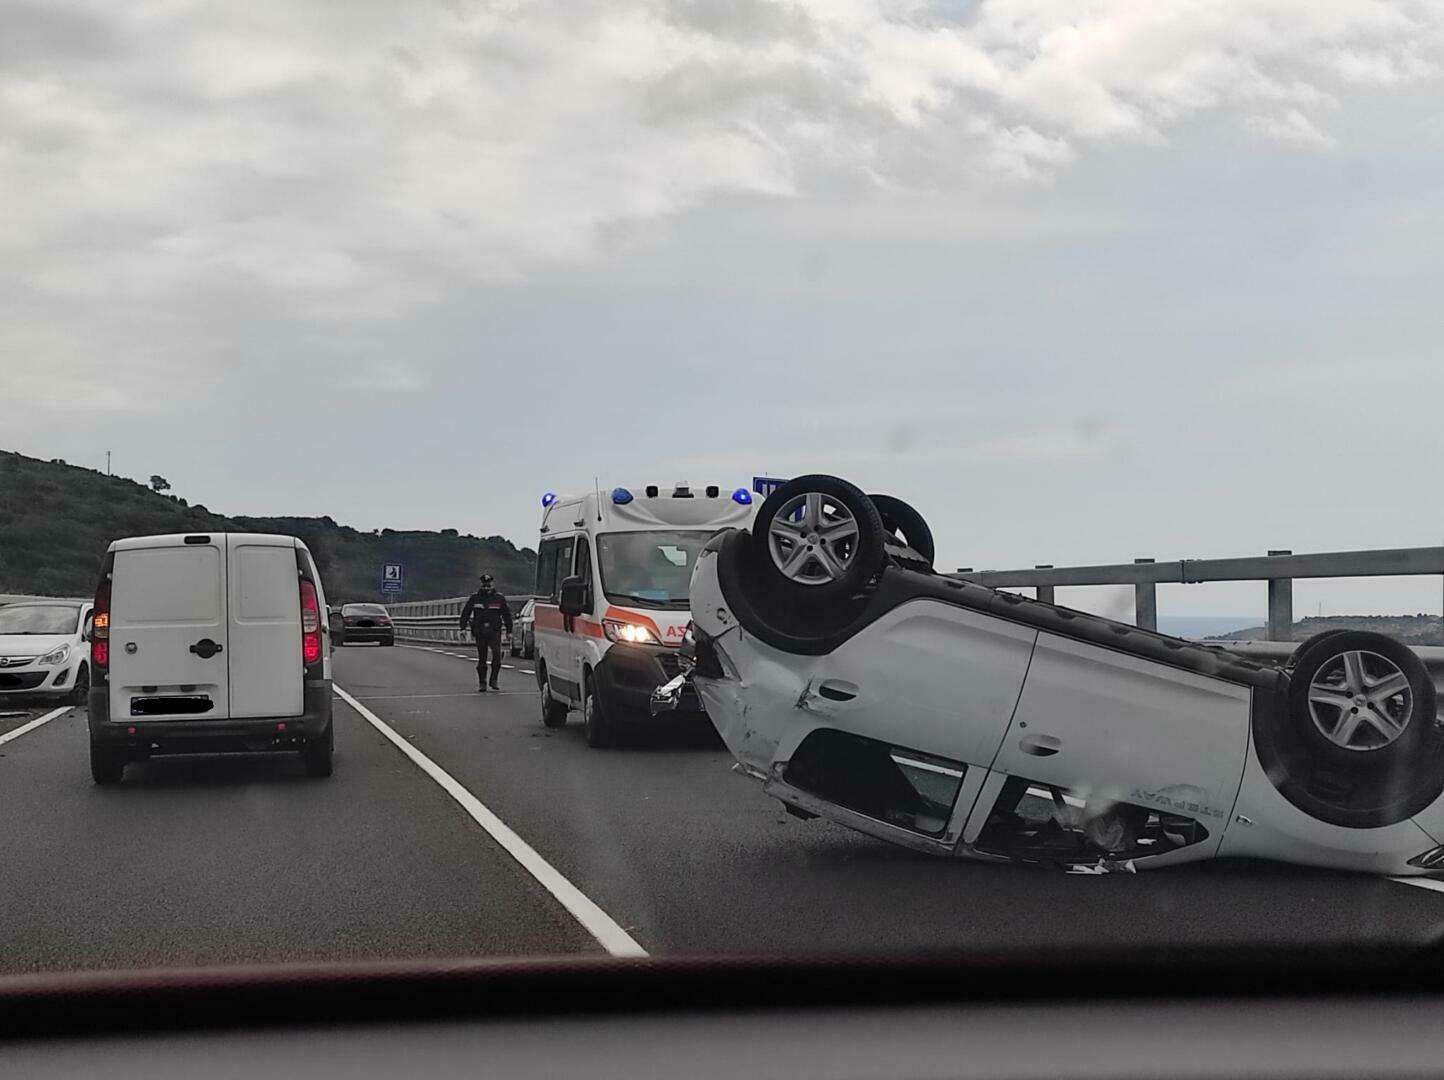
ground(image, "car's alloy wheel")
xmin=868 ymin=493 xmax=935 ymax=569
xmin=1307 ymin=650 xmax=1413 ymax=753
xmin=753 ymin=475 xmax=886 ymax=605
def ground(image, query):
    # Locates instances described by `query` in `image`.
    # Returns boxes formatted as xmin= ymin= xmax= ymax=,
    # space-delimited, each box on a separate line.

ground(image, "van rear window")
xmin=113 ymin=546 xmax=223 ymax=625
xmin=232 ymin=545 xmax=299 ymax=622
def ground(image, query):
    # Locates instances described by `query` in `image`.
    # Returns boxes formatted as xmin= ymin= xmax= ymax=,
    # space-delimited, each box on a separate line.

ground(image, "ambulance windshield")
xmin=596 ymin=530 xmax=719 ymax=609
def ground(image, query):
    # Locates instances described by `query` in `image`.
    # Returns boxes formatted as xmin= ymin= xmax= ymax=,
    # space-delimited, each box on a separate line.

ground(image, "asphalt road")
xmin=4 ymin=642 xmax=1444 ymax=976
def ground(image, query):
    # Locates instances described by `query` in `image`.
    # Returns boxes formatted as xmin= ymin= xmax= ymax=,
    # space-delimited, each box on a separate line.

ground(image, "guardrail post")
xmin=1133 ymin=559 xmax=1156 ymax=631
xmin=1267 ymin=550 xmax=1293 ymax=642
xmin=1034 ymin=566 xmax=1054 ymax=605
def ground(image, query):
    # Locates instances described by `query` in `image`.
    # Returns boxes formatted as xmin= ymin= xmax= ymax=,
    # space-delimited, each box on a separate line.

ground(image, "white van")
xmin=86 ymin=532 xmax=334 ymax=784
xmin=534 ymin=483 xmax=756 ymax=746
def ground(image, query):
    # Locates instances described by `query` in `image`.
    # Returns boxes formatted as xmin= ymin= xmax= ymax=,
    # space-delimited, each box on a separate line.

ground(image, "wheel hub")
xmin=767 ymin=492 xmax=861 ymax=586
xmin=1307 ymin=649 xmax=1412 ymax=751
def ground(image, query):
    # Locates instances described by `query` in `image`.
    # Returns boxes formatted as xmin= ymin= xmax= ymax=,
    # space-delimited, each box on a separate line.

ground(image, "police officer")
xmin=459 ymin=573 xmax=513 ymax=691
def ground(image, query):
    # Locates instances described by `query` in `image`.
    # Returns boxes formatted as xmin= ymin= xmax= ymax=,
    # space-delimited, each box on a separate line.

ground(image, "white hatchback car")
xmin=664 ymin=474 xmax=1444 ymax=876
xmin=0 ymin=600 xmax=93 ymax=705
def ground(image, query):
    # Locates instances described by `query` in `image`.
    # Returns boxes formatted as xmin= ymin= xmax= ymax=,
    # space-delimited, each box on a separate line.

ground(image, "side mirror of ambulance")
xmin=558 ymin=576 xmax=589 ymax=618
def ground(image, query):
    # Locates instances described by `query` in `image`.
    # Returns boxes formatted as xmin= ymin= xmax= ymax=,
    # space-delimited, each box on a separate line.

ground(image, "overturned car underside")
xmin=657 ymin=475 xmax=1444 ymax=875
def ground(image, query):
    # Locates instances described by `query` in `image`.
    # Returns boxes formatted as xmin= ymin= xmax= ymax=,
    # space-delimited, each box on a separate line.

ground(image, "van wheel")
xmin=1287 ymin=631 xmax=1436 ymax=773
xmin=754 ymin=475 xmax=885 ymax=604
xmin=90 ymin=743 xmax=125 ymax=785
xmin=69 ymin=663 xmax=90 ymax=707
xmin=539 ymin=666 xmax=568 ymax=728
xmin=303 ymin=722 xmax=334 ymax=778
xmin=582 ymin=672 xmax=613 ymax=748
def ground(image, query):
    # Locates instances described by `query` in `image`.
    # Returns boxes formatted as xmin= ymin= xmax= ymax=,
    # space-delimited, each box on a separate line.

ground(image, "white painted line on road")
xmin=1392 ymin=876 xmax=1444 ymax=894
xmin=356 ymin=693 xmax=502 ymax=701
xmin=0 ymin=706 xmax=72 ymax=747
xmin=333 ymin=685 xmax=647 ymax=958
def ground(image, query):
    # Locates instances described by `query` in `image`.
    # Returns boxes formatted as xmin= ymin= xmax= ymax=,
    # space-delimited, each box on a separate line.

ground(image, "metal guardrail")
xmin=380 ymin=595 xmax=533 ymax=646
xmin=955 ymin=546 xmax=1444 ymax=642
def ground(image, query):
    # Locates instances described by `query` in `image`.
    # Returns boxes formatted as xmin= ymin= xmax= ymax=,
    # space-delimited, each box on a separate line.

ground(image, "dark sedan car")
xmin=339 ymin=603 xmax=395 ymax=646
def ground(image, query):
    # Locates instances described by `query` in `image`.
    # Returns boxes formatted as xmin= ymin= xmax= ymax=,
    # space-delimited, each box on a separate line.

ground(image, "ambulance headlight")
xmin=604 ymin=620 xmax=661 ymax=646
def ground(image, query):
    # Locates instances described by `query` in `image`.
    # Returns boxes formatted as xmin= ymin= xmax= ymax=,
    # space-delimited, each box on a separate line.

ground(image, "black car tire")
xmin=1286 ymin=631 xmax=1436 ymax=774
xmin=302 ymin=722 xmax=334 ymax=778
xmin=539 ymin=665 xmax=568 ymax=728
xmin=1286 ymin=629 xmax=1353 ymax=670
xmin=382 ymin=637 xmax=395 ymax=647
xmin=582 ymin=672 xmax=612 ymax=748
xmin=753 ymin=475 xmax=885 ymax=606
xmin=868 ymin=493 xmax=935 ymax=568
xmin=68 ymin=663 xmax=90 ymax=707
xmin=90 ymin=742 xmax=125 ymax=785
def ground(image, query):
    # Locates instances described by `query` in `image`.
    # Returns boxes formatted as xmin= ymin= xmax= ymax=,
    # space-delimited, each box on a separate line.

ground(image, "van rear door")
xmin=109 ymin=535 xmax=230 ymax=720
xmin=226 ymin=534 xmax=304 ymax=718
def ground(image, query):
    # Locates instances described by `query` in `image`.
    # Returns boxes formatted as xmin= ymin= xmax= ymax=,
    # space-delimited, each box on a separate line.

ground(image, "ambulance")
xmin=533 ymin=482 xmax=757 ymax=746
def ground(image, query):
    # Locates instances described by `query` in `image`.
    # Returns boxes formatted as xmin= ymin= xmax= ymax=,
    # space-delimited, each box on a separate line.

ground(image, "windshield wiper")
xmin=606 ymin=593 xmax=670 ymax=609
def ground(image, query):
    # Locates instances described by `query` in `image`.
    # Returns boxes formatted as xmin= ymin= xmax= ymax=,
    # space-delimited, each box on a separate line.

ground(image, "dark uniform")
xmin=459 ymin=577 xmax=513 ymax=691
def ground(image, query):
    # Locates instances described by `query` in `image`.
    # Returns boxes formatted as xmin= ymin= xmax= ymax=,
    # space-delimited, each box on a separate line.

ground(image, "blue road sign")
xmin=382 ymin=563 xmax=404 ymax=593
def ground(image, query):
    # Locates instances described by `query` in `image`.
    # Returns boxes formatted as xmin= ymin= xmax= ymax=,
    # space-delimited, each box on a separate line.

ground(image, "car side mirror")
xmin=559 ymin=576 xmax=589 ymax=618
xmin=82 ymin=614 xmax=94 ymax=643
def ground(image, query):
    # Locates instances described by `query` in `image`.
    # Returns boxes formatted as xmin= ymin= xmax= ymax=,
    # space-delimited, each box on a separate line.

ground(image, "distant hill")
xmin=0 ymin=451 xmax=535 ymax=602
xmin=1208 ymin=614 xmax=1443 ymax=645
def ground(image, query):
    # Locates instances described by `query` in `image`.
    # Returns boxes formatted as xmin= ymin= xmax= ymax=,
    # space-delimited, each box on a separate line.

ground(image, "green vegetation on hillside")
xmin=0 ymin=451 xmax=535 ymax=601
xmin=1208 ymin=614 xmax=1443 ymax=645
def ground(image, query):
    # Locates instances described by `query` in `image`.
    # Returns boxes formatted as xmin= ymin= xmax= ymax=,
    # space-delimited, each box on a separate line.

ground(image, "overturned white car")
xmin=657 ymin=475 xmax=1444 ymax=874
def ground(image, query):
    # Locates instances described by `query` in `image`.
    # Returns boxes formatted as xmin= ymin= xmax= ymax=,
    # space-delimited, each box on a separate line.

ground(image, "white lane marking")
xmin=1391 ymin=876 xmax=1444 ymax=894
xmin=333 ymin=685 xmax=646 ymax=958
xmin=393 ymin=642 xmax=535 ymax=675
xmin=0 ymin=706 xmax=72 ymax=747
xmin=356 ymin=693 xmax=499 ymax=701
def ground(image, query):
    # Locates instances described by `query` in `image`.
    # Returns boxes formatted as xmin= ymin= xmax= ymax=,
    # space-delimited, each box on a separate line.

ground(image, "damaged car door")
xmin=965 ymin=633 xmax=1253 ymax=868
xmin=754 ymin=600 xmax=1039 ymax=851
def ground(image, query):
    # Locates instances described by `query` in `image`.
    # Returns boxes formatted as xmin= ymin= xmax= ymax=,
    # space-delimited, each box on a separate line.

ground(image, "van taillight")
xmin=299 ymin=579 xmax=321 ymax=665
xmin=92 ymin=580 xmax=111 ymax=671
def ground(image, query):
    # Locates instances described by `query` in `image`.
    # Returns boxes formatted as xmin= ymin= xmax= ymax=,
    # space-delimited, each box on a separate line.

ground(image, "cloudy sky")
xmin=5 ymin=0 xmax=1444 ymax=617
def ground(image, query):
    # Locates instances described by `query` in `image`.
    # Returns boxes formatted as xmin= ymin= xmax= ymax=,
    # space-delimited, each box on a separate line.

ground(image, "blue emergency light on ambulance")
xmin=532 ymin=480 xmax=759 ymax=747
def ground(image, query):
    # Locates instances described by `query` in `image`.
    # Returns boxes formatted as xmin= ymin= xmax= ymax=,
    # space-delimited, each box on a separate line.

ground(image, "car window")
xmin=535 ymin=537 xmax=574 ymax=602
xmin=0 ymin=605 xmax=81 ymax=635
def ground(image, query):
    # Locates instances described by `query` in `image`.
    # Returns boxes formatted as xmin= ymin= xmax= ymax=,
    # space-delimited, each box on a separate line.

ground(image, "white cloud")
xmin=0 ymin=0 xmax=1441 ymax=409
xmin=1244 ymin=107 xmax=1337 ymax=149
